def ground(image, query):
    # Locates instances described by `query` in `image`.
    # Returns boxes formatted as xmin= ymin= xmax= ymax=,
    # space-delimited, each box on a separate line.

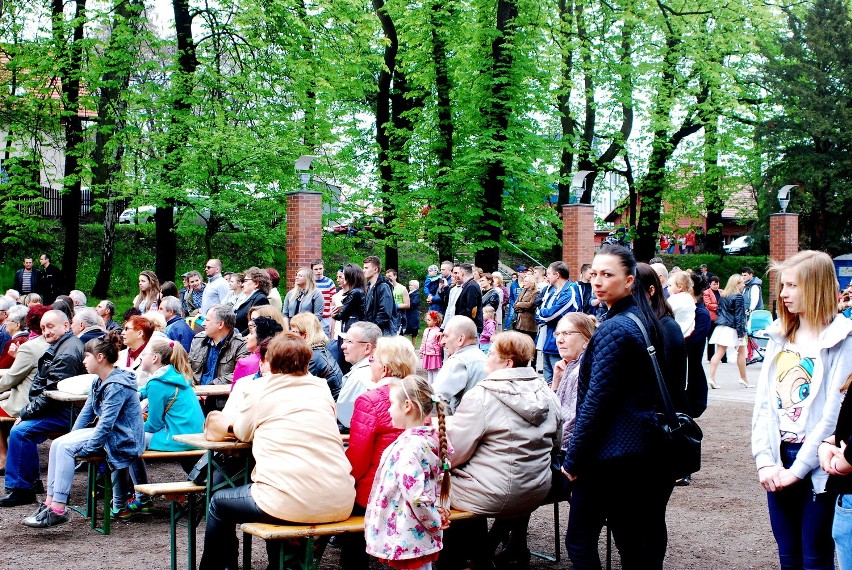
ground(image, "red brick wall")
xmin=562 ymin=204 xmax=596 ymax=280
xmin=286 ymin=191 xmax=323 ymax=288
xmin=768 ymin=213 xmax=799 ymax=313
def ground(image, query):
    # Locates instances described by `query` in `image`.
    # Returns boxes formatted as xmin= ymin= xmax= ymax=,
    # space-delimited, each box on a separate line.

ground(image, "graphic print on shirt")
xmin=774 ymin=350 xmax=815 ymax=443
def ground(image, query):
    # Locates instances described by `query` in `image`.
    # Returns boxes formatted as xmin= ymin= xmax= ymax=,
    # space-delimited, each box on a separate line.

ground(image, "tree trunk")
xmin=553 ymin=0 xmax=575 ymax=261
xmin=157 ymin=0 xmax=198 ymax=283
xmin=92 ymin=0 xmax=144 ymax=298
xmin=54 ymin=0 xmax=87 ymax=292
xmin=475 ymin=0 xmax=518 ymax=273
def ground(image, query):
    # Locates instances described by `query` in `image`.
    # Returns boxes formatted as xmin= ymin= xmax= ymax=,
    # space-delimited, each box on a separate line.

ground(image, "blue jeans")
xmin=766 ymin=443 xmax=836 ymax=570
xmin=543 ymin=353 xmax=561 ymax=385
xmin=834 ymin=494 xmax=852 ymax=569
xmin=4 ymin=408 xmax=71 ymax=491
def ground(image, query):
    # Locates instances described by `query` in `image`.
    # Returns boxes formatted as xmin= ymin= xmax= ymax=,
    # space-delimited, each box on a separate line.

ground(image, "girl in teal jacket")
xmin=139 ymin=340 xmax=204 ymax=451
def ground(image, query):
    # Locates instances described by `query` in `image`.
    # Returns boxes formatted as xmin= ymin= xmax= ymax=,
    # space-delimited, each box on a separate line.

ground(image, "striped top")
xmin=314 ymin=276 xmax=337 ymax=318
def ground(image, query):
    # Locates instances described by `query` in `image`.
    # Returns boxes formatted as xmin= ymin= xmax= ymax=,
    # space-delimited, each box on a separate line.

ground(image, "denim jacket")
xmin=72 ymin=368 xmax=145 ymax=469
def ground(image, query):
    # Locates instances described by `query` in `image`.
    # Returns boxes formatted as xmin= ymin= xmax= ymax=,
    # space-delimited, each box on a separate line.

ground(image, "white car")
xmin=723 ymin=235 xmax=753 ymax=255
xmin=118 ymin=205 xmax=156 ymax=224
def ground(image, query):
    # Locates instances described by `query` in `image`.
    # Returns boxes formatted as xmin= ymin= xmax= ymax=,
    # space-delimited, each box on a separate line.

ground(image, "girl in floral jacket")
xmin=365 ymin=375 xmax=451 ymax=570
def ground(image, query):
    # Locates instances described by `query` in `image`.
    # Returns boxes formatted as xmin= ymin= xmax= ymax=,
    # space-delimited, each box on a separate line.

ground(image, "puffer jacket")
xmin=513 ymin=287 xmax=539 ymax=333
xmin=309 ymin=345 xmax=343 ymax=401
xmin=715 ymin=293 xmax=746 ymax=337
xmin=71 ymin=368 xmax=145 ymax=469
xmin=449 ymin=366 xmax=561 ymax=516
xmin=20 ymin=331 xmax=86 ymax=420
xmin=564 ymin=295 xmax=685 ymax=477
xmin=346 ymin=382 xmax=404 ymax=507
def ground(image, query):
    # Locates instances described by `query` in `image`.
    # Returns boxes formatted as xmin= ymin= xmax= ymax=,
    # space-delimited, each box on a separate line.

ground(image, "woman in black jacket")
xmin=234 ymin=267 xmax=271 ymax=335
xmin=289 ymin=313 xmax=343 ymax=400
xmin=561 ymin=245 xmax=685 ymax=570
xmin=331 ymin=263 xmax=365 ymax=335
xmin=708 ymin=274 xmax=749 ymax=388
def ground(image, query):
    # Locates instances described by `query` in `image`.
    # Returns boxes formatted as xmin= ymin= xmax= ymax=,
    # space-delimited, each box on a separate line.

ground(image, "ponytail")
xmin=148 ymin=340 xmax=194 ymax=382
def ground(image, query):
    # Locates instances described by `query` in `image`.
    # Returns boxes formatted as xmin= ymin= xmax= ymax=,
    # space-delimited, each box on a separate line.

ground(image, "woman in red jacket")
xmin=341 ymin=335 xmax=418 ymax=570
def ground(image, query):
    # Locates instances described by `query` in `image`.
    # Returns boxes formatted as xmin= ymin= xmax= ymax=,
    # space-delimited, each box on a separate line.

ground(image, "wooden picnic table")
xmin=44 ymin=389 xmax=89 ymax=403
xmin=172 ymin=433 xmax=253 ymax=517
xmin=192 ymin=384 xmax=231 ymax=398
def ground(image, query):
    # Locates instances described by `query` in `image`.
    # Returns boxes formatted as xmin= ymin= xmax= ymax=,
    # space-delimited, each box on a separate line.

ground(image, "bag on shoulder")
xmin=204 ymin=410 xmax=236 ymax=442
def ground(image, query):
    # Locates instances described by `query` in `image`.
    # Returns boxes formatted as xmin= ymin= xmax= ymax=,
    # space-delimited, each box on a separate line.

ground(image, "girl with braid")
xmin=365 ymin=375 xmax=452 ymax=570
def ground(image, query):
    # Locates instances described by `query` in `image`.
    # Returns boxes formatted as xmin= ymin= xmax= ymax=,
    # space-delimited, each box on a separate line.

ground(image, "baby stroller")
xmin=746 ymin=309 xmax=772 ymax=366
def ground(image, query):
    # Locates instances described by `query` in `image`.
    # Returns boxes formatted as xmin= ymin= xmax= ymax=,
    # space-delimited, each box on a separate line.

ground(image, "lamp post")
xmin=295 ymin=155 xmax=317 ymax=192
xmin=777 ymin=184 xmax=795 ymax=213
xmin=569 ymin=170 xmax=594 ymax=204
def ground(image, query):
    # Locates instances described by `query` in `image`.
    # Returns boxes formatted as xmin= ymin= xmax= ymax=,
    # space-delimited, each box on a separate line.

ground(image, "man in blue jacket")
xmin=536 ymin=261 xmax=580 ymax=385
xmin=160 ymin=296 xmax=195 ymax=353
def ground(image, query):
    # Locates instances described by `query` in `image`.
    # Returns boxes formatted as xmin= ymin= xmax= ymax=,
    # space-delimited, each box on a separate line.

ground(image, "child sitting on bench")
xmin=22 ymin=331 xmax=145 ymax=528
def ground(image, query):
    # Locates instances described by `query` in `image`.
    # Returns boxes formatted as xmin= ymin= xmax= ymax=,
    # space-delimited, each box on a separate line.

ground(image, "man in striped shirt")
xmin=312 ymin=259 xmax=337 ymax=337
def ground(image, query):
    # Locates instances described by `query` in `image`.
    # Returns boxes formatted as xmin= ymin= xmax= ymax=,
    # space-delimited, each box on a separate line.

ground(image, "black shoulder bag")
xmin=625 ymin=312 xmax=703 ymax=481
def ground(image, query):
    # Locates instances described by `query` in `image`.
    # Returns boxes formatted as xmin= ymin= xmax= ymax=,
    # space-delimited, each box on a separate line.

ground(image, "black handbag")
xmin=625 ymin=312 xmax=703 ymax=481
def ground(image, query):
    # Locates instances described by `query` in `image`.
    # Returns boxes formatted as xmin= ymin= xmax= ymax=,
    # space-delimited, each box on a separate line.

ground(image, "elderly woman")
xmin=118 ymin=315 xmax=156 ymax=387
xmin=234 ymin=267 xmax=271 ymax=335
xmin=289 ymin=313 xmax=343 ymax=400
xmin=440 ymin=331 xmax=561 ymax=569
xmin=0 ymin=305 xmax=50 ymax=474
xmin=284 ymin=266 xmax=324 ymax=328
xmin=0 ymin=306 xmax=29 ymax=369
xmin=198 ymin=333 xmax=355 ymax=570
xmin=341 ymin=335 xmax=417 ymax=570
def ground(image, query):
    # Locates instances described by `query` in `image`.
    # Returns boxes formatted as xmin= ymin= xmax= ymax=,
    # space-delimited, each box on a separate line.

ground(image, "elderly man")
xmin=95 ymin=300 xmax=122 ymax=332
xmin=0 ymin=296 xmax=14 ymax=355
xmin=160 ymin=296 xmax=194 ymax=353
xmin=68 ymin=290 xmax=87 ymax=311
xmin=189 ymin=305 xmax=249 ymax=411
xmin=0 ymin=310 xmax=85 ymax=507
xmin=13 ymin=257 xmax=38 ymax=296
xmin=335 ymin=321 xmax=382 ymax=430
xmin=71 ymin=308 xmax=106 ymax=344
xmin=201 ymin=259 xmax=230 ymax=315
xmin=453 ymin=263 xmax=483 ymax=334
xmin=433 ymin=315 xmax=487 ymax=414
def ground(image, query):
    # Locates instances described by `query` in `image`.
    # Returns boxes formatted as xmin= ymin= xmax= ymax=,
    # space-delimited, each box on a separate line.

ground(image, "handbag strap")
xmin=624 ymin=312 xmax=678 ymax=428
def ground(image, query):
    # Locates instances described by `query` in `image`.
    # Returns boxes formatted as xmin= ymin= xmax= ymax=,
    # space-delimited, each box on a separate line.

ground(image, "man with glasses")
xmin=335 ymin=321 xmax=382 ymax=431
xmin=201 ymin=259 xmax=230 ymax=316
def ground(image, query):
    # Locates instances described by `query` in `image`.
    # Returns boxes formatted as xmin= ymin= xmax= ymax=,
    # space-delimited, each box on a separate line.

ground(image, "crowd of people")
xmin=2 ymin=247 xmax=852 ymax=569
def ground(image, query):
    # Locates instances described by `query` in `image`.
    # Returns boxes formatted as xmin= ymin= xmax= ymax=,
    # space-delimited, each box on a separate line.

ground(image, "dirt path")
xmin=0 ymin=396 xmax=778 ymax=569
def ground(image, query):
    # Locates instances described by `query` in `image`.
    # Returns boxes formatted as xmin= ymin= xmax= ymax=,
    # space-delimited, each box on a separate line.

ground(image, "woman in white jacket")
xmin=752 ymin=250 xmax=852 ymax=570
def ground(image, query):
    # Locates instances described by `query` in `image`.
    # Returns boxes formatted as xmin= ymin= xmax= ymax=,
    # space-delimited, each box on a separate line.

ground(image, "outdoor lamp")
xmin=570 ymin=170 xmax=594 ymax=204
xmin=777 ymin=185 xmax=795 ymax=213
xmin=295 ymin=155 xmax=317 ymax=192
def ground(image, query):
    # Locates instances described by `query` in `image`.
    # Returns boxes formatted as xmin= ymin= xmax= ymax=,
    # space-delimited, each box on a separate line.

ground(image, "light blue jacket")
xmin=139 ymin=365 xmax=204 ymax=451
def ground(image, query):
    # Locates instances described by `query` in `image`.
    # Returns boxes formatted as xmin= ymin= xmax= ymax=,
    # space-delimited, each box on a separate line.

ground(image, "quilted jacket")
xmin=346 ymin=383 xmax=404 ymax=507
xmin=563 ymin=296 xmax=686 ymax=476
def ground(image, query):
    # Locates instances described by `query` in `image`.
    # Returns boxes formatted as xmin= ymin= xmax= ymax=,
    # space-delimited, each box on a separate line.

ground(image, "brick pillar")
xmin=562 ymin=204 xmax=595 ymax=280
xmin=768 ymin=213 xmax=799 ymax=314
xmin=286 ymin=190 xmax=323 ymax=287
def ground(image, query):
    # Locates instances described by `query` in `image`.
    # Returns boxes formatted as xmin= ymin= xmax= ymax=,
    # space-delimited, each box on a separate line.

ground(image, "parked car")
xmin=724 ymin=235 xmax=753 ymax=255
xmin=118 ymin=205 xmax=156 ymax=224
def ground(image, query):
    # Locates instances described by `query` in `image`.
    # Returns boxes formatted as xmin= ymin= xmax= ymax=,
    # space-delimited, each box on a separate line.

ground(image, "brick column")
xmin=562 ymin=204 xmax=595 ymax=280
xmin=286 ymin=190 xmax=323 ymax=287
xmin=768 ymin=213 xmax=799 ymax=314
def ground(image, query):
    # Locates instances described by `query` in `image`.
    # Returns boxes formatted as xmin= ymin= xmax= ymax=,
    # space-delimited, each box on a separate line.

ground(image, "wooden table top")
xmin=44 ymin=390 xmax=89 ymax=403
xmin=192 ymin=384 xmax=232 ymax=397
xmin=173 ymin=432 xmax=252 ymax=451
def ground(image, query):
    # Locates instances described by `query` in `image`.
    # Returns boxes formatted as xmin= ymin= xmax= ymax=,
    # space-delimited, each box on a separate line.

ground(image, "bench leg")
xmin=187 ymin=494 xmax=198 ymax=570
xmin=170 ymin=501 xmax=178 ymax=570
xmin=241 ymin=532 xmax=252 ymax=570
xmin=530 ymin=502 xmax=561 ymax=563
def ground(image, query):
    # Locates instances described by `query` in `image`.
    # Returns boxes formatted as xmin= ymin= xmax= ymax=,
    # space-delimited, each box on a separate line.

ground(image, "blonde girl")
xmin=283 ymin=266 xmax=324 ymax=327
xmin=752 ymin=251 xmax=852 ymax=569
xmin=708 ymin=274 xmax=749 ymax=388
xmin=365 ymin=375 xmax=451 ymax=570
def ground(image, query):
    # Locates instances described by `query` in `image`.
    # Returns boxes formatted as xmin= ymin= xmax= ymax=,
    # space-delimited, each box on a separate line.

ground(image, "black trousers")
xmin=566 ymin=467 xmax=675 ymax=570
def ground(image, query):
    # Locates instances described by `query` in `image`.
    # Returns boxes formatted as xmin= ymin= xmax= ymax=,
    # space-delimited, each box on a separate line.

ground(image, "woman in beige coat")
xmin=198 ymin=332 xmax=355 ymax=570
xmin=512 ymin=273 xmax=540 ymax=341
xmin=441 ymin=331 xmax=561 ymax=569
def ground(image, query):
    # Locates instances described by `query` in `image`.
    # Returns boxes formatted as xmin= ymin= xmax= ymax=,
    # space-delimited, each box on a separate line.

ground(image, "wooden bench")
xmin=77 ymin=448 xmax=206 ymax=535
xmin=241 ymin=510 xmax=478 ymax=570
xmin=135 ymin=482 xmax=206 ymax=570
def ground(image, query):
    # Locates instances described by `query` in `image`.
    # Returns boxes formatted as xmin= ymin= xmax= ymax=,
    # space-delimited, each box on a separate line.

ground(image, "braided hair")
xmin=392 ymin=375 xmax=451 ymax=506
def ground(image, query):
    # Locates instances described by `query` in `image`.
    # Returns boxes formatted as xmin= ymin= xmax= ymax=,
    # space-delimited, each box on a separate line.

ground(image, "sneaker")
xmin=22 ymin=506 xmax=71 ymax=528
xmin=110 ymin=504 xmax=135 ymax=521
xmin=126 ymin=495 xmax=154 ymax=515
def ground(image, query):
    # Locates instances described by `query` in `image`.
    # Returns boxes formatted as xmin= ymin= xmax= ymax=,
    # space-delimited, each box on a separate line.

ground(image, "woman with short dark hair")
xmin=199 ymin=332 xmax=355 ymax=570
xmin=234 ymin=267 xmax=271 ymax=335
